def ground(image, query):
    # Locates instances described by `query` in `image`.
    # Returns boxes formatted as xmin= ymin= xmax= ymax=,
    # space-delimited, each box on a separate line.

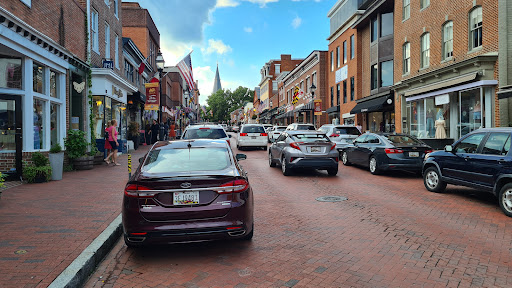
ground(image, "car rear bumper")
xmin=238 ymin=139 xmax=267 ymax=146
xmin=288 ymin=158 xmax=338 ymax=170
xmin=379 ymin=161 xmax=423 ymax=171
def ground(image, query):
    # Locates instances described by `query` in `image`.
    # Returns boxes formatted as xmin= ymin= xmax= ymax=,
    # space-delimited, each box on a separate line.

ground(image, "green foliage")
xmin=63 ymin=164 xmax=74 ymax=172
xmin=0 ymin=172 xmax=6 ymax=188
xmin=23 ymin=165 xmax=52 ymax=183
xmin=128 ymin=122 xmax=140 ymax=137
xmin=49 ymin=143 xmax=63 ymax=153
xmin=31 ymin=152 xmax=49 ymax=167
xmin=205 ymin=86 xmax=254 ymax=123
xmin=64 ymin=130 xmax=88 ymax=159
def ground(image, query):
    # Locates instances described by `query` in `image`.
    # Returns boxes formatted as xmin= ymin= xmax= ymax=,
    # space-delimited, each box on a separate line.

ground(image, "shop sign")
xmin=102 ymin=60 xmax=114 ymax=70
xmin=314 ymin=100 xmax=322 ymax=115
xmin=145 ymin=82 xmax=160 ymax=111
xmin=435 ymin=94 xmax=450 ymax=105
xmin=335 ymin=66 xmax=348 ymax=83
xmin=112 ymin=85 xmax=123 ymax=98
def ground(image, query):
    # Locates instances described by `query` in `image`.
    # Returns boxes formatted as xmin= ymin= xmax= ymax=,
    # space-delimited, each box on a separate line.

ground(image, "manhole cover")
xmin=316 ymin=196 xmax=348 ymax=202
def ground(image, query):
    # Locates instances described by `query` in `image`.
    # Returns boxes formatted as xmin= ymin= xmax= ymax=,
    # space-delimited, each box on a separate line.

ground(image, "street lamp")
xmin=310 ymin=83 xmax=317 ymax=127
xmin=156 ymin=50 xmax=165 ymax=124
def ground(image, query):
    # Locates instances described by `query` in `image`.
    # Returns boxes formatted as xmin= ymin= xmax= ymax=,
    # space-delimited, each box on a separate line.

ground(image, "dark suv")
xmin=422 ymin=128 xmax=512 ymax=217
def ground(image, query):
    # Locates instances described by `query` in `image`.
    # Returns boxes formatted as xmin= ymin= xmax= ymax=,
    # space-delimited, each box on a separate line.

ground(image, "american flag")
xmin=177 ymin=52 xmax=195 ymax=91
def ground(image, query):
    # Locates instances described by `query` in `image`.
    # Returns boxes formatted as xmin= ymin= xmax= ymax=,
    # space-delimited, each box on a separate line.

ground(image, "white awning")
xmin=406 ymin=80 xmax=498 ymax=102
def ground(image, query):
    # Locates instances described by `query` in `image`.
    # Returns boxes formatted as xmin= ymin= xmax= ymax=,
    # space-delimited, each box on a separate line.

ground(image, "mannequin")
xmin=426 ymin=108 xmax=434 ymax=137
xmin=435 ymin=116 xmax=446 ymax=139
xmin=474 ymin=100 xmax=481 ymax=120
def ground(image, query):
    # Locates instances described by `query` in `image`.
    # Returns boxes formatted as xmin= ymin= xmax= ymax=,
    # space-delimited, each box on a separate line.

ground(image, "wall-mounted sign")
xmin=71 ymin=116 xmax=79 ymax=130
xmin=102 ymin=60 xmax=114 ymax=70
xmin=435 ymin=94 xmax=450 ymax=105
xmin=335 ymin=65 xmax=348 ymax=83
xmin=112 ymin=85 xmax=123 ymax=98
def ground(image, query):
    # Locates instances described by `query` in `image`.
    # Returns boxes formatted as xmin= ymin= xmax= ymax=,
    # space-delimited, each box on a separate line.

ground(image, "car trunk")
xmin=295 ymin=142 xmax=334 ymax=157
xmin=393 ymin=145 xmax=432 ymax=159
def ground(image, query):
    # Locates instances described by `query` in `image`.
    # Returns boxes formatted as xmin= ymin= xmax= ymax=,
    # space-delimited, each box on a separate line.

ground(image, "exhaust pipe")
xmin=127 ymin=236 xmax=146 ymax=242
xmin=228 ymin=230 xmax=246 ymax=237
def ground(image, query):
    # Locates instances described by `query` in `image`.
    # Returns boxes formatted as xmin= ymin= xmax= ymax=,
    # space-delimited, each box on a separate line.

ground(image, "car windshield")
xmin=142 ymin=147 xmax=231 ymax=173
xmin=275 ymin=127 xmax=286 ymax=131
xmin=183 ymin=128 xmax=227 ymax=139
xmin=292 ymin=134 xmax=330 ymax=143
xmin=334 ymin=127 xmax=361 ymax=135
xmin=384 ymin=135 xmax=423 ymax=145
xmin=297 ymin=125 xmax=316 ymax=130
xmin=242 ymin=126 xmax=265 ymax=133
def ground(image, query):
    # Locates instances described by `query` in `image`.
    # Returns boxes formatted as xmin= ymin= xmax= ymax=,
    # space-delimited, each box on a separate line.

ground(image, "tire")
xmin=327 ymin=168 xmax=338 ymax=176
xmin=423 ymin=166 xmax=447 ymax=193
xmin=269 ymin=152 xmax=276 ymax=167
xmin=341 ymin=151 xmax=351 ymax=166
xmin=263 ymin=146 xmax=267 ymax=151
xmin=498 ymin=183 xmax=512 ymax=217
xmin=369 ymin=156 xmax=380 ymax=175
xmin=281 ymin=156 xmax=291 ymax=176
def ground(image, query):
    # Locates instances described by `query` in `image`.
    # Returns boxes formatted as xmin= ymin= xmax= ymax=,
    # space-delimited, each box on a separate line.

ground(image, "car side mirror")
xmin=236 ymin=154 xmax=247 ymax=161
xmin=444 ymin=145 xmax=453 ymax=153
xmin=228 ymin=134 xmax=232 ymax=138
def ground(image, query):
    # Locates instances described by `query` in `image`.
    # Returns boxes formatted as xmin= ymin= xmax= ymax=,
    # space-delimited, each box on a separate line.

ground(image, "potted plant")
xmin=48 ymin=143 xmax=64 ymax=180
xmin=64 ymin=130 xmax=93 ymax=170
xmin=23 ymin=152 xmax=52 ymax=183
xmin=128 ymin=121 xmax=140 ymax=150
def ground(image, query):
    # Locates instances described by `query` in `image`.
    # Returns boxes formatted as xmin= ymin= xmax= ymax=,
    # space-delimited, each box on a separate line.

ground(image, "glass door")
xmin=459 ymin=88 xmax=482 ymax=138
xmin=0 ymin=95 xmax=22 ymax=178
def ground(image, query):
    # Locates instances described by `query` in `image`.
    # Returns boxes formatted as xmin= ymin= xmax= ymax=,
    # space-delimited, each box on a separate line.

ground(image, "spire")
xmin=212 ymin=63 xmax=222 ymax=94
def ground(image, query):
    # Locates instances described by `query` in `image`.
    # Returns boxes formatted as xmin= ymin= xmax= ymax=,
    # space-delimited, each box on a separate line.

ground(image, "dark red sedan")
xmin=122 ymin=139 xmax=254 ymax=247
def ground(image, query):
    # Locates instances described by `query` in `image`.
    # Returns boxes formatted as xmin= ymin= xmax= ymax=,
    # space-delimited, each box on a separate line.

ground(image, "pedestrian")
xmin=149 ymin=119 xmax=159 ymax=144
xmin=103 ymin=120 xmax=113 ymax=164
xmin=169 ymin=121 xmax=176 ymax=140
xmin=356 ymin=122 xmax=362 ymax=133
xmin=105 ymin=119 xmax=121 ymax=166
xmin=163 ymin=121 xmax=169 ymax=140
xmin=159 ymin=121 xmax=165 ymax=141
xmin=145 ymin=123 xmax=151 ymax=145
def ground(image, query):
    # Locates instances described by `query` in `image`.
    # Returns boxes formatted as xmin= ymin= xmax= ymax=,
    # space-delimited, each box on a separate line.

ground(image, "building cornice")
xmin=91 ymin=68 xmax=138 ymax=92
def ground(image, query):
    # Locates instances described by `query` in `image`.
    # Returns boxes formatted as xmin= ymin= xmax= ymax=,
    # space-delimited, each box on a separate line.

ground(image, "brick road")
xmin=85 ymin=138 xmax=512 ymax=288
xmin=0 ymin=145 xmax=150 ymax=288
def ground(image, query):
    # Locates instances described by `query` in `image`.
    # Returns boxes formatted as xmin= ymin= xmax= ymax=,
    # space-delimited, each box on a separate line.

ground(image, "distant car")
xmin=122 ymin=139 xmax=254 ymax=246
xmin=285 ymin=123 xmax=316 ymax=131
xmin=232 ymin=125 xmax=240 ymax=133
xmin=269 ymin=126 xmax=287 ymax=142
xmin=423 ymin=128 xmax=512 ymax=217
xmin=341 ymin=133 xmax=432 ymax=175
xmin=237 ymin=124 xmax=268 ymax=150
xmin=269 ymin=131 xmax=339 ymax=176
xmin=181 ymin=124 xmax=232 ymax=147
xmin=262 ymin=124 xmax=272 ymax=132
xmin=318 ymin=124 xmax=361 ymax=152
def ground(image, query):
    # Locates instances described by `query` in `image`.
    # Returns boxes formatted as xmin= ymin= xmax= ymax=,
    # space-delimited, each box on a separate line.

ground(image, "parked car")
xmin=269 ymin=126 xmax=287 ymax=142
xmin=269 ymin=131 xmax=339 ymax=176
xmin=122 ymin=139 xmax=254 ymax=246
xmin=232 ymin=125 xmax=240 ymax=133
xmin=181 ymin=124 xmax=232 ymax=147
xmin=422 ymin=128 xmax=512 ymax=217
xmin=318 ymin=124 xmax=361 ymax=152
xmin=340 ymin=133 xmax=432 ymax=175
xmin=237 ymin=124 xmax=268 ymax=150
xmin=262 ymin=124 xmax=272 ymax=132
xmin=286 ymin=123 xmax=316 ymax=131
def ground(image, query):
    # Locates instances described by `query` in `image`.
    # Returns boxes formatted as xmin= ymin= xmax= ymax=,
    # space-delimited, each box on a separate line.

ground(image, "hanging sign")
xmin=144 ymin=82 xmax=159 ymax=110
xmin=314 ymin=100 xmax=322 ymax=115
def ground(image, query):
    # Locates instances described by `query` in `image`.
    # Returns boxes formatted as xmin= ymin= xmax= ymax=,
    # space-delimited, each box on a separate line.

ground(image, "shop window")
xmin=403 ymin=0 xmax=410 ymax=21
xmin=460 ymin=88 xmax=483 ymax=137
xmin=34 ymin=99 xmax=45 ymax=150
xmin=442 ymin=21 xmax=453 ymax=60
xmin=380 ymin=12 xmax=393 ymax=37
xmin=350 ymin=35 xmax=355 ymax=59
xmin=0 ymin=55 xmax=22 ymax=89
xmin=350 ymin=77 xmax=354 ymax=101
xmin=420 ymin=0 xmax=430 ymax=10
xmin=421 ymin=33 xmax=430 ymax=68
xmin=93 ymin=96 xmax=105 ymax=138
xmin=50 ymin=70 xmax=58 ymax=98
xmin=33 ymin=63 xmax=45 ymax=94
xmin=371 ymin=17 xmax=378 ymax=42
xmin=343 ymin=81 xmax=347 ymax=104
xmin=380 ymin=60 xmax=393 ymax=87
xmin=469 ymin=7 xmax=482 ymax=50
xmin=403 ymin=42 xmax=410 ymax=74
xmin=407 ymin=95 xmax=451 ymax=139
xmin=50 ymin=103 xmax=59 ymax=148
xmin=371 ymin=64 xmax=378 ymax=90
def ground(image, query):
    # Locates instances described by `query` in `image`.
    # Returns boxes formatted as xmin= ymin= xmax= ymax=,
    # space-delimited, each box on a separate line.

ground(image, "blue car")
xmin=422 ymin=128 xmax=512 ymax=217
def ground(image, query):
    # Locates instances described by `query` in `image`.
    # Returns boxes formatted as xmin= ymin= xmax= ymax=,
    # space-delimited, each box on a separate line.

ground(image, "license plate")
xmin=173 ymin=191 xmax=199 ymax=205
xmin=311 ymin=146 xmax=321 ymax=152
xmin=251 ymin=136 xmax=256 ymax=139
xmin=409 ymin=152 xmax=419 ymax=157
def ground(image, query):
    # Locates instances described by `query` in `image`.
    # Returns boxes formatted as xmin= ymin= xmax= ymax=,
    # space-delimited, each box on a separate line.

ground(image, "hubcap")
xmin=342 ymin=153 xmax=347 ymax=164
xmin=502 ymin=189 xmax=512 ymax=212
xmin=370 ymin=158 xmax=376 ymax=172
xmin=426 ymin=171 xmax=439 ymax=189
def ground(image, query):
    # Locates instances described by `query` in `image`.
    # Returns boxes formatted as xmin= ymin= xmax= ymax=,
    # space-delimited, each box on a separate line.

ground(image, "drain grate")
xmin=316 ymin=196 xmax=348 ymax=202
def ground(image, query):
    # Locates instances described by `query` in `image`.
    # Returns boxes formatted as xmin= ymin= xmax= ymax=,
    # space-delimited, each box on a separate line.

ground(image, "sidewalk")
xmin=0 ymin=145 xmax=151 ymax=288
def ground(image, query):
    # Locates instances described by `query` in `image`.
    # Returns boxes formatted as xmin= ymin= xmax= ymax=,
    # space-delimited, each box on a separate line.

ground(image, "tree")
xmin=205 ymin=86 xmax=254 ymax=123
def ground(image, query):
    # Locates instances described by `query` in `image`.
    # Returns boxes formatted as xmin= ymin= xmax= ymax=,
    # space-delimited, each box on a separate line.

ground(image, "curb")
xmin=48 ymin=214 xmax=123 ymax=288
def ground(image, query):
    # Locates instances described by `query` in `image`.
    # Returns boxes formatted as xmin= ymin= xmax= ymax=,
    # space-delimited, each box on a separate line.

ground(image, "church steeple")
xmin=212 ymin=63 xmax=222 ymax=94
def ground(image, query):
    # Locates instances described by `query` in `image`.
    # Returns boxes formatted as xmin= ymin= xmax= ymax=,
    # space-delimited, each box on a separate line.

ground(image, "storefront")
xmin=351 ymin=94 xmax=395 ymax=133
xmin=342 ymin=113 xmax=355 ymax=125
xmin=326 ymin=105 xmax=340 ymax=125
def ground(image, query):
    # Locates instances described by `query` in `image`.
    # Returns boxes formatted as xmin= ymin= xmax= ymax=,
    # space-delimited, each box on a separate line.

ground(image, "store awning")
xmin=406 ymin=80 xmax=498 ymax=102
xmin=404 ymin=73 xmax=477 ymax=97
xmin=298 ymin=101 xmax=314 ymax=112
xmin=350 ymin=95 xmax=393 ymax=114
xmin=326 ymin=105 xmax=340 ymax=115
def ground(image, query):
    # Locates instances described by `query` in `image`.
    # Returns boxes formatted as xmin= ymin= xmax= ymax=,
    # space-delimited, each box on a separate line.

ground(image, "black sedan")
xmin=340 ymin=133 xmax=433 ymax=175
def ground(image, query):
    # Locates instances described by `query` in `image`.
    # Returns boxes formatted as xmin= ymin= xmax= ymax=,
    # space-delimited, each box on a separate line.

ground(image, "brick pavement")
xmin=85 ymin=142 xmax=512 ymax=288
xmin=0 ymin=145 xmax=151 ymax=288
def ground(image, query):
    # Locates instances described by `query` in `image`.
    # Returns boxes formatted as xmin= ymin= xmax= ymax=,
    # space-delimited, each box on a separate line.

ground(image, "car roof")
xmin=285 ymin=130 xmax=326 ymax=135
xmin=152 ymin=139 xmax=229 ymax=150
xmin=243 ymin=124 xmax=263 ymax=126
xmin=185 ymin=124 xmax=223 ymax=129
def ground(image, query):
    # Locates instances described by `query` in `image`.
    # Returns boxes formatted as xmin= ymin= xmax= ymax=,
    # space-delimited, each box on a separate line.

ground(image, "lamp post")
xmin=156 ymin=50 xmax=165 ymax=124
xmin=269 ymin=100 xmax=273 ymax=125
xmin=310 ymin=83 xmax=317 ymax=128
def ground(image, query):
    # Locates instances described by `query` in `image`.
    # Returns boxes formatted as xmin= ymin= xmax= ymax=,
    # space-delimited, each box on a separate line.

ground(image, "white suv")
xmin=318 ymin=124 xmax=361 ymax=152
xmin=237 ymin=124 xmax=268 ymax=150
xmin=285 ymin=123 xmax=316 ymax=131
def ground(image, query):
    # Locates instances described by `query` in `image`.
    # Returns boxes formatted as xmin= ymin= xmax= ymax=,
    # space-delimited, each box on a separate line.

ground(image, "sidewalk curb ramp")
xmin=48 ymin=214 xmax=122 ymax=288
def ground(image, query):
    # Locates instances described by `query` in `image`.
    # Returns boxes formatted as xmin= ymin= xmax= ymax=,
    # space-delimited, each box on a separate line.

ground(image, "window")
xmin=275 ymin=64 xmax=280 ymax=74
xmin=142 ymin=148 xmax=231 ymax=173
xmin=421 ymin=33 xmax=430 ymax=68
xmin=33 ymin=63 xmax=44 ymax=94
xmin=330 ymin=86 xmax=334 ymax=106
xmin=336 ymin=84 xmax=340 ymax=105
xmin=300 ymin=81 xmax=304 ymax=92
xmin=381 ymin=12 xmax=393 ymax=37
xmin=336 ymin=46 xmax=340 ymax=68
xmin=442 ymin=22 xmax=453 ymax=59
xmin=124 ymin=60 xmax=134 ymax=82
xmin=20 ymin=0 xmax=31 ymax=7
xmin=371 ymin=64 xmax=378 ymax=90
xmin=105 ymin=23 xmax=110 ymax=59
xmin=306 ymin=77 xmax=310 ymax=93
xmin=50 ymin=103 xmax=59 ymax=148
xmin=343 ymin=41 xmax=347 ymax=64
xmin=343 ymin=81 xmax=347 ymax=104
xmin=115 ymin=34 xmax=119 ymax=69
xmin=455 ymin=133 xmax=485 ymax=154
xmin=34 ymin=98 xmax=45 ymax=150
xmin=91 ymin=9 xmax=99 ymax=53
xmin=371 ymin=17 xmax=378 ymax=42
xmin=350 ymin=35 xmax=355 ymax=59
xmin=312 ymin=72 xmax=317 ymax=86
xmin=420 ymin=0 xmax=430 ymax=10
xmin=350 ymin=77 xmax=354 ymax=101
xmin=481 ymin=133 xmax=510 ymax=155
xmin=330 ymin=51 xmax=334 ymax=71
xmin=403 ymin=0 xmax=410 ymax=21
xmin=272 ymin=81 xmax=277 ymax=91
xmin=50 ymin=70 xmax=58 ymax=98
xmin=469 ymin=7 xmax=482 ymax=50
xmin=0 ymin=56 xmax=22 ymax=89
xmin=380 ymin=60 xmax=393 ymax=87
xmin=113 ymin=0 xmax=118 ymax=17
xmin=403 ymin=42 xmax=410 ymax=74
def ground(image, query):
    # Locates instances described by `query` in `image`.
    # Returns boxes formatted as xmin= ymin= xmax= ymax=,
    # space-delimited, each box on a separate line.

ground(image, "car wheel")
xmin=327 ymin=168 xmax=338 ymax=176
xmin=281 ymin=156 xmax=291 ymax=176
xmin=263 ymin=146 xmax=267 ymax=151
xmin=341 ymin=151 xmax=351 ymax=166
xmin=499 ymin=183 xmax=512 ymax=217
xmin=423 ymin=166 xmax=447 ymax=193
xmin=269 ymin=152 xmax=276 ymax=167
xmin=369 ymin=156 xmax=380 ymax=175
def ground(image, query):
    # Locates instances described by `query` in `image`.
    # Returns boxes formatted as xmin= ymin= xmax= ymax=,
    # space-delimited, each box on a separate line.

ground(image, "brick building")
xmin=327 ymin=0 xmax=364 ymax=126
xmin=392 ymin=0 xmax=499 ymax=146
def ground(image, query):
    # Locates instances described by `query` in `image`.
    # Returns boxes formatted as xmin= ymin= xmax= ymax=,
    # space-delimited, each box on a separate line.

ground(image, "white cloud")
xmin=246 ymin=0 xmax=279 ymax=7
xmin=291 ymin=15 xmax=302 ymax=29
xmin=202 ymin=39 xmax=233 ymax=55
xmin=194 ymin=66 xmax=215 ymax=104
xmin=216 ymin=0 xmax=240 ymax=7
xmin=244 ymin=27 xmax=253 ymax=33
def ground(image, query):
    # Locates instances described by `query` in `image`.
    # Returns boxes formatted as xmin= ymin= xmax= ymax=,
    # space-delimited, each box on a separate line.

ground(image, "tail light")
xmin=385 ymin=148 xmax=403 ymax=154
xmin=199 ymin=128 xmax=210 ymax=130
xmin=330 ymin=134 xmax=340 ymax=137
xmin=330 ymin=143 xmax=336 ymax=151
xmin=240 ymin=133 xmax=248 ymax=136
xmin=424 ymin=149 xmax=433 ymax=154
xmin=227 ymin=139 xmax=231 ymax=146
xmin=214 ymin=179 xmax=249 ymax=194
xmin=261 ymin=133 xmax=268 ymax=136
xmin=124 ymin=184 xmax=156 ymax=198
xmin=289 ymin=142 xmax=303 ymax=150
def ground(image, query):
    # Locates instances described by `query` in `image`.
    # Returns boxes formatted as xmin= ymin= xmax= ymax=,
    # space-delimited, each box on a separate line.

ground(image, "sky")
xmin=125 ymin=0 xmax=334 ymax=105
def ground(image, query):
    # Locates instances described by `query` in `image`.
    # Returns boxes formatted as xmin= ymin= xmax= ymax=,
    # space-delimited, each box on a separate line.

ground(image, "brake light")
xmin=289 ymin=142 xmax=303 ymax=150
xmin=240 ymin=133 xmax=248 ymax=136
xmin=330 ymin=134 xmax=340 ymax=137
xmin=385 ymin=148 xmax=403 ymax=154
xmin=227 ymin=139 xmax=231 ymax=146
xmin=130 ymin=232 xmax=147 ymax=236
xmin=330 ymin=143 xmax=336 ymax=151
xmin=261 ymin=133 xmax=268 ymax=136
xmin=199 ymin=128 xmax=210 ymax=130
xmin=124 ymin=184 xmax=155 ymax=198
xmin=214 ymin=179 xmax=249 ymax=194
xmin=424 ymin=149 xmax=433 ymax=154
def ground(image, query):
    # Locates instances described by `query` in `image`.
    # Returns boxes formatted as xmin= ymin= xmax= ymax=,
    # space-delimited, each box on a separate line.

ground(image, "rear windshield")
xmin=384 ymin=135 xmax=423 ymax=145
xmin=183 ymin=128 xmax=227 ymax=139
xmin=275 ymin=127 xmax=286 ymax=131
xmin=242 ymin=126 xmax=265 ymax=133
xmin=334 ymin=127 xmax=361 ymax=135
xmin=292 ymin=134 xmax=330 ymax=143
xmin=142 ymin=147 xmax=231 ymax=173
xmin=296 ymin=125 xmax=316 ymax=130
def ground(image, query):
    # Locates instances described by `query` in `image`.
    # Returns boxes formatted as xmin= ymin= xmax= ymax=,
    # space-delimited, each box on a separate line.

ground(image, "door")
xmin=0 ymin=95 xmax=22 ymax=178
xmin=442 ymin=132 xmax=486 ymax=182
xmin=350 ymin=134 xmax=368 ymax=165
xmin=469 ymin=133 xmax=512 ymax=188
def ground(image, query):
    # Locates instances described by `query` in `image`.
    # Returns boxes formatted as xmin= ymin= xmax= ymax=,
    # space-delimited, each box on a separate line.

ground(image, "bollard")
xmin=128 ymin=154 xmax=132 ymax=179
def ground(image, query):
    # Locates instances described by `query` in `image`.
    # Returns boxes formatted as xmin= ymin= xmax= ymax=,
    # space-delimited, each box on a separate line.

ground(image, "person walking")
xmin=103 ymin=120 xmax=113 ymax=164
xmin=105 ymin=119 xmax=121 ymax=166
xmin=149 ymin=119 xmax=159 ymax=144
xmin=169 ymin=121 xmax=176 ymax=140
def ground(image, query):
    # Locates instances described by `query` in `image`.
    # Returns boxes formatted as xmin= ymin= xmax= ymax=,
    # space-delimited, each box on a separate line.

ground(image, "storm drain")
xmin=316 ymin=196 xmax=348 ymax=202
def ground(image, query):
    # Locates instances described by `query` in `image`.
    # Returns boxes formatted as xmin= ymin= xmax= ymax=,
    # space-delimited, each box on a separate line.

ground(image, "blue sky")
xmin=125 ymin=0 xmax=333 ymax=105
